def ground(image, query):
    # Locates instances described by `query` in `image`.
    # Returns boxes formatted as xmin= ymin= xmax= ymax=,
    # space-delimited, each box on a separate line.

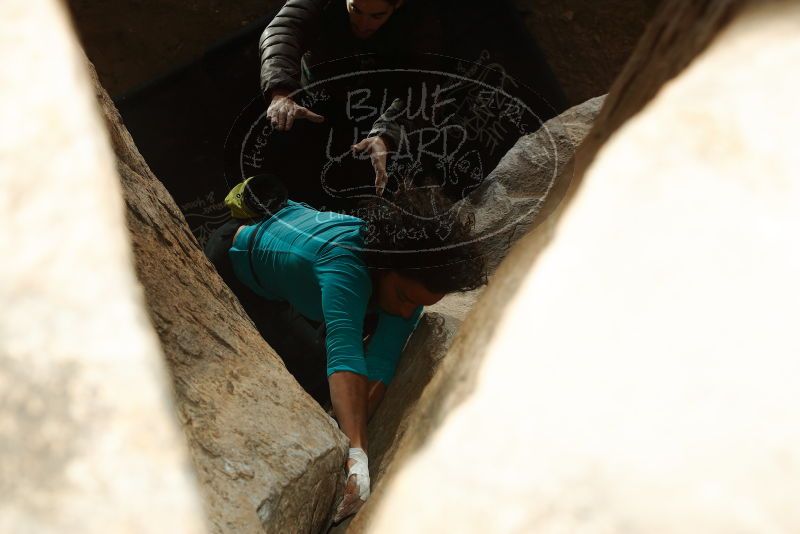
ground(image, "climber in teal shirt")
xmin=205 ymin=176 xmax=486 ymax=523
xmin=229 ymin=200 xmax=425 ymax=385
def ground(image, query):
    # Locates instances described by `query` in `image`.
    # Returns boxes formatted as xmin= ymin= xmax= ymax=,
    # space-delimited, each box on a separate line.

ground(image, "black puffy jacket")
xmin=259 ymin=0 xmax=444 ymax=146
xmin=259 ymin=0 xmax=443 ymax=97
xmin=259 ymin=0 xmax=328 ymax=98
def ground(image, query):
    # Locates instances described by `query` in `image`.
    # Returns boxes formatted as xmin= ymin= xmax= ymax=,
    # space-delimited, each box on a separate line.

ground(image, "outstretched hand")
xmin=333 ymin=448 xmax=370 ymax=523
xmin=352 ymin=136 xmax=390 ymax=196
xmin=267 ymin=94 xmax=325 ymax=131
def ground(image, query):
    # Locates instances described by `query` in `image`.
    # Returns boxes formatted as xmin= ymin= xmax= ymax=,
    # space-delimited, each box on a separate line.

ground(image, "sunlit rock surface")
xmin=367 ymin=1 xmax=800 ymax=532
xmin=0 ymin=0 xmax=205 ymax=532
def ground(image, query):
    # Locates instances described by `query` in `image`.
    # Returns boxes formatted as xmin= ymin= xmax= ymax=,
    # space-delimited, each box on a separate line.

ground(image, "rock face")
xmin=514 ymin=0 xmax=660 ymax=105
xmin=365 ymin=0 xmax=800 ymax=532
xmin=90 ymin=65 xmax=350 ymax=532
xmin=0 ymin=0 xmax=206 ymax=532
xmin=69 ymin=0 xmax=652 ymax=99
xmin=468 ymin=95 xmax=605 ymax=273
xmin=67 ymin=0 xmax=287 ymax=95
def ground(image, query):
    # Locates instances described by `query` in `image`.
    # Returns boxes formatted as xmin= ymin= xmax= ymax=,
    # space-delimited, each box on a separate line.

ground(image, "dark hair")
xmin=357 ymin=187 xmax=487 ymax=294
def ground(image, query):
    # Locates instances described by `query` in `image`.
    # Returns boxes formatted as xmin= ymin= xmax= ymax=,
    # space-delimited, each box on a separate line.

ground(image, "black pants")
xmin=204 ymin=219 xmax=331 ymax=407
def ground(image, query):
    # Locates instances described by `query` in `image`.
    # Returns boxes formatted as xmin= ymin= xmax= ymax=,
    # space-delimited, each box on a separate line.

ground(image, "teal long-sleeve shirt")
xmin=228 ymin=201 xmax=422 ymax=384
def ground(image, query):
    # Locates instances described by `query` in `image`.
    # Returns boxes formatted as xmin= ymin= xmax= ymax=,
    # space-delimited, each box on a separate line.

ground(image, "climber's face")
xmin=346 ymin=0 xmax=403 ymax=40
xmin=376 ymin=271 xmax=444 ymax=319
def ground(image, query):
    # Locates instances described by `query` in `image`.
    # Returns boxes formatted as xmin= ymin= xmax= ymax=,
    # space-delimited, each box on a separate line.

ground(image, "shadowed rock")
xmin=468 ymin=95 xmax=605 ymax=273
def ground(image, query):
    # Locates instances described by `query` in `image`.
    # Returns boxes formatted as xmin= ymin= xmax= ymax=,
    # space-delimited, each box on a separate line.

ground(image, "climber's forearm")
xmin=329 ymin=371 xmax=369 ymax=452
xmin=367 ymin=380 xmax=386 ymax=420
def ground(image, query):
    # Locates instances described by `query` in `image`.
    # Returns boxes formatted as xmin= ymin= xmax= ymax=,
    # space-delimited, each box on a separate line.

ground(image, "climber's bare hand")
xmin=333 ymin=473 xmax=364 ymax=523
xmin=352 ymin=136 xmax=389 ymax=196
xmin=267 ymin=94 xmax=325 ymax=131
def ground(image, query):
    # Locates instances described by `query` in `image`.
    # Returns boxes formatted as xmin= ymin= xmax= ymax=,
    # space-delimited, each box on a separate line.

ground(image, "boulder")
xmin=426 ymin=289 xmax=483 ymax=322
xmin=469 ymin=95 xmax=605 ymax=272
xmin=0 ymin=0 xmax=205 ymax=532
xmin=89 ymin=63 xmax=350 ymax=533
xmin=367 ymin=0 xmax=800 ymax=531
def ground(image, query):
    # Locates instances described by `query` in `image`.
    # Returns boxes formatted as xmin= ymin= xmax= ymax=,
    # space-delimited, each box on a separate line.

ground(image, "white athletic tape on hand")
xmin=347 ymin=447 xmax=370 ymax=500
